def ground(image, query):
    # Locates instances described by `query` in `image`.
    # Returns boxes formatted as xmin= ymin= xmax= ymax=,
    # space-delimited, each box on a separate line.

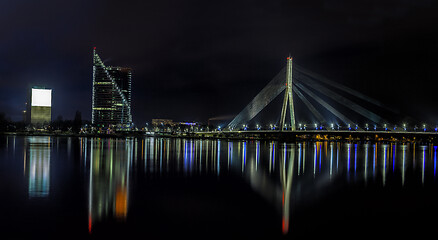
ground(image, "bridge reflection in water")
xmin=80 ymin=137 xmax=438 ymax=236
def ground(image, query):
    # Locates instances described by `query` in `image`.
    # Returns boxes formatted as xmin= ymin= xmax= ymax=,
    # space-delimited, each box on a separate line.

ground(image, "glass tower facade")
xmin=92 ymin=48 xmax=132 ymax=127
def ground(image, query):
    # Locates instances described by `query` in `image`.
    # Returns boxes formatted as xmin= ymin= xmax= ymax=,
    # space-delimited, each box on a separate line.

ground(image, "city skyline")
xmin=2 ymin=1 xmax=438 ymax=238
xmin=1 ymin=0 xmax=438 ymax=126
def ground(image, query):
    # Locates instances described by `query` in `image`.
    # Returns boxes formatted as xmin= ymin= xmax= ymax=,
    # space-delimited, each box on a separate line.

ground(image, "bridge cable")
xmin=294 ymin=82 xmax=360 ymax=129
xmin=295 ymin=65 xmax=399 ymax=115
xmin=295 ymin=73 xmax=384 ymax=124
xmin=293 ymin=87 xmax=326 ymax=125
xmin=227 ymin=67 xmax=287 ymax=129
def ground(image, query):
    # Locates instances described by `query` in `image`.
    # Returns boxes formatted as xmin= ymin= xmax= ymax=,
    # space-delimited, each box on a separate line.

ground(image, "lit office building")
xmin=29 ymin=87 xmax=52 ymax=127
xmin=92 ymin=48 xmax=132 ymax=128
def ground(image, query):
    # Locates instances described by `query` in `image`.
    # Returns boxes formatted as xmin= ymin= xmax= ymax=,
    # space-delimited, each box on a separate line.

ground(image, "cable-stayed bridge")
xmin=227 ymin=57 xmax=402 ymax=132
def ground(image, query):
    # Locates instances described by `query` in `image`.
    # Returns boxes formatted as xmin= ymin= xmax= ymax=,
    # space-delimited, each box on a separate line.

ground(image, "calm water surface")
xmin=1 ymin=135 xmax=438 ymax=238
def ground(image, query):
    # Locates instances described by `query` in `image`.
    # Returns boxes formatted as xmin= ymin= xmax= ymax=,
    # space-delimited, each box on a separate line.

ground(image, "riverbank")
xmin=3 ymin=130 xmax=438 ymax=143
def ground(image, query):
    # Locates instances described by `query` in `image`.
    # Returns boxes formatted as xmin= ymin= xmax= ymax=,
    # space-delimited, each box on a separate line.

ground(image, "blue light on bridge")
xmin=434 ymin=146 xmax=437 ymax=177
xmin=256 ymin=141 xmax=260 ymax=169
xmin=284 ymin=143 xmax=287 ymax=167
xmin=347 ymin=143 xmax=351 ymax=179
xmin=298 ymin=143 xmax=302 ymax=175
xmin=354 ymin=144 xmax=357 ymax=175
xmin=217 ymin=141 xmax=220 ymax=176
xmin=242 ymin=141 xmax=247 ymax=172
xmin=383 ymin=144 xmax=388 ymax=186
xmin=392 ymin=144 xmax=396 ymax=173
xmin=228 ymin=142 xmax=233 ymax=166
xmin=313 ymin=143 xmax=317 ymax=176
xmin=373 ymin=143 xmax=376 ymax=176
xmin=184 ymin=141 xmax=188 ymax=173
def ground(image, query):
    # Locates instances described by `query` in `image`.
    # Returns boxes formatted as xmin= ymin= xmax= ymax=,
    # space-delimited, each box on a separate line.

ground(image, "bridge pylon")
xmin=279 ymin=56 xmax=296 ymax=131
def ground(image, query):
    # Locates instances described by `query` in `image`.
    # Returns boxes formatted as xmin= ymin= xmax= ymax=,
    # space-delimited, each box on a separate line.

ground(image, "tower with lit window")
xmin=92 ymin=48 xmax=132 ymax=127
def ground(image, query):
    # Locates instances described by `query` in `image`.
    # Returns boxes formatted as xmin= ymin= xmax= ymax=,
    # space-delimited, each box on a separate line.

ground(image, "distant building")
xmin=28 ymin=87 xmax=52 ymax=127
xmin=92 ymin=48 xmax=132 ymax=128
xmin=152 ymin=119 xmax=175 ymax=127
xmin=179 ymin=122 xmax=197 ymax=126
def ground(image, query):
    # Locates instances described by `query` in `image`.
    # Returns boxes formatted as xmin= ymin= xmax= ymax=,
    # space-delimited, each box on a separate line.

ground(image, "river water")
xmin=0 ymin=135 xmax=437 ymax=238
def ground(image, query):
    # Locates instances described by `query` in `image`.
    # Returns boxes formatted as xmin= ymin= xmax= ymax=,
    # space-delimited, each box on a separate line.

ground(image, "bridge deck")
xmin=191 ymin=130 xmax=438 ymax=142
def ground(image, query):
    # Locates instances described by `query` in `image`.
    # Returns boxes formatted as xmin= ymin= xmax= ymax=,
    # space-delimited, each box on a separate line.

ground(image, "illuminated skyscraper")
xmin=29 ymin=87 xmax=52 ymax=127
xmin=92 ymin=48 xmax=132 ymax=127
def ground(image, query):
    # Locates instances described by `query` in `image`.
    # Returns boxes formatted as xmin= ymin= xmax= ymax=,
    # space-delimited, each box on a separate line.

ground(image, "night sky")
xmin=1 ymin=0 xmax=438 ymax=126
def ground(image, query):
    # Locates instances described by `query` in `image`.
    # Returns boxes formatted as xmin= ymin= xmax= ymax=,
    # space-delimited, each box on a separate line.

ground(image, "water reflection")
xmin=72 ymin=137 xmax=438 ymax=236
xmin=87 ymin=138 xmax=131 ymax=233
xmin=430 ymin=144 xmax=435 ymax=179
xmin=24 ymin=136 xmax=51 ymax=198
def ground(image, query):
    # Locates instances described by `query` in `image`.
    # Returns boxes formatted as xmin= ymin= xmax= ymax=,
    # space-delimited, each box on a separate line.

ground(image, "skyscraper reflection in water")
xmin=3 ymin=135 xmax=438 ymax=238
xmin=24 ymin=136 xmax=51 ymax=198
xmin=87 ymin=138 xmax=131 ymax=233
xmin=76 ymin=137 xmax=438 ymax=237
